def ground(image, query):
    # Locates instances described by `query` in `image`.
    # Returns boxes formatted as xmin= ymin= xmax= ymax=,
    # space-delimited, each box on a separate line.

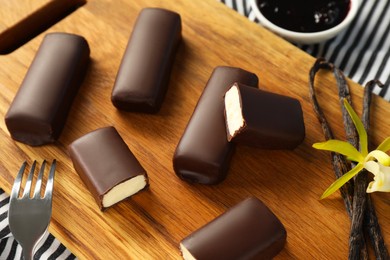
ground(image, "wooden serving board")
xmin=0 ymin=0 xmax=388 ymax=259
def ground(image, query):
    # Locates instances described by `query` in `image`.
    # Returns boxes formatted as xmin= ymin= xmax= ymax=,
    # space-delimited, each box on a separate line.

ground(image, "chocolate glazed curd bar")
xmin=111 ymin=8 xmax=182 ymax=113
xmin=5 ymin=32 xmax=90 ymax=146
xmin=68 ymin=126 xmax=148 ymax=211
xmin=224 ymin=83 xmax=305 ymax=149
xmin=180 ymin=197 xmax=287 ymax=260
xmin=173 ymin=66 xmax=258 ymax=184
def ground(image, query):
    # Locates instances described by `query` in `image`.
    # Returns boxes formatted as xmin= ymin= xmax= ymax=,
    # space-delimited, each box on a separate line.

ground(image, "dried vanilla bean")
xmin=361 ymin=80 xmax=389 ymax=259
xmin=330 ymin=63 xmax=368 ymax=260
xmin=309 ymin=58 xmax=354 ymax=216
xmin=309 ymin=58 xmax=368 ymax=258
xmin=321 ymin=62 xmax=368 ymax=260
xmin=349 ymin=166 xmax=368 ymax=260
xmin=309 ymin=59 xmax=389 ymax=259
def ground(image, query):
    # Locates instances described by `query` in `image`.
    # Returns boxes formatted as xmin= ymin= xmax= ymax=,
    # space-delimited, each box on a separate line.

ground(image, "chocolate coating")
xmin=0 ymin=0 xmax=86 ymax=54
xmin=5 ymin=32 xmax=89 ymax=146
xmin=180 ymin=197 xmax=287 ymax=260
xmin=111 ymin=8 xmax=182 ymax=113
xmin=68 ymin=126 xmax=148 ymax=210
xmin=225 ymin=83 xmax=305 ymax=149
xmin=173 ymin=66 xmax=258 ymax=184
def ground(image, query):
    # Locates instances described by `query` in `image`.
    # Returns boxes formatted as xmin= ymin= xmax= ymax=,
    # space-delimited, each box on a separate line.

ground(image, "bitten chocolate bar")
xmin=224 ymin=83 xmax=305 ymax=149
xmin=173 ymin=66 xmax=258 ymax=184
xmin=180 ymin=197 xmax=287 ymax=260
xmin=111 ymin=8 xmax=182 ymax=113
xmin=68 ymin=126 xmax=148 ymax=211
xmin=5 ymin=32 xmax=89 ymax=146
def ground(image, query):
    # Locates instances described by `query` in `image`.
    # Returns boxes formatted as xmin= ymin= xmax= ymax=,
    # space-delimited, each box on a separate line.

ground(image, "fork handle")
xmin=23 ymin=247 xmax=33 ymax=260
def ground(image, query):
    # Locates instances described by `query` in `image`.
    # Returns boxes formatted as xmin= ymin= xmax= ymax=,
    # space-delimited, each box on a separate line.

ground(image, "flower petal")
xmin=320 ymin=163 xmax=364 ymax=199
xmin=343 ymin=99 xmax=368 ymax=156
xmin=364 ymin=161 xmax=380 ymax=174
xmin=365 ymin=150 xmax=390 ymax=166
xmin=376 ymin=137 xmax=390 ymax=153
xmin=365 ymin=161 xmax=390 ymax=193
xmin=313 ymin=140 xmax=364 ymax=162
xmin=367 ymin=175 xmax=390 ymax=192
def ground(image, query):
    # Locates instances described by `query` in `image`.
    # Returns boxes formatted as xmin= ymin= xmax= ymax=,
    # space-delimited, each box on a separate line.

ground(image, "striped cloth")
xmin=220 ymin=0 xmax=390 ymax=101
xmin=0 ymin=189 xmax=76 ymax=260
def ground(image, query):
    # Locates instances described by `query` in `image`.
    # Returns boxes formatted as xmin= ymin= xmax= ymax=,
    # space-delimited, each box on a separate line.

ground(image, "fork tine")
xmin=22 ymin=160 xmax=36 ymax=198
xmin=10 ymin=161 xmax=27 ymax=199
xmin=43 ymin=159 xmax=56 ymax=199
xmin=33 ymin=160 xmax=46 ymax=198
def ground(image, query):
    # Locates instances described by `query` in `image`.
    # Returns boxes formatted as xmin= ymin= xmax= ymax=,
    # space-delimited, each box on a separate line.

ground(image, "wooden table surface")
xmin=0 ymin=0 xmax=388 ymax=259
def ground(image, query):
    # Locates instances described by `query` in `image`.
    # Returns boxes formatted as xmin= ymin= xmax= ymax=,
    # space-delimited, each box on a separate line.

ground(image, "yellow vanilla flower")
xmin=313 ymin=99 xmax=390 ymax=199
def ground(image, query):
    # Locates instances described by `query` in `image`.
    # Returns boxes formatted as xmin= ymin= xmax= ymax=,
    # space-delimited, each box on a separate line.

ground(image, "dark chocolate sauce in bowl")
xmin=256 ymin=0 xmax=350 ymax=33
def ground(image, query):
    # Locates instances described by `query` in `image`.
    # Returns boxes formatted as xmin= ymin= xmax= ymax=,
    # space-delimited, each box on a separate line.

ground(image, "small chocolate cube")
xmin=68 ymin=126 xmax=148 ymax=210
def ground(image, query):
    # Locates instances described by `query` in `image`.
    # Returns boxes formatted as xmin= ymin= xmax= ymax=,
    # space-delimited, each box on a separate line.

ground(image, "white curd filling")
xmin=180 ymin=243 xmax=196 ymax=260
xmin=102 ymin=175 xmax=147 ymax=208
xmin=224 ymin=85 xmax=244 ymax=139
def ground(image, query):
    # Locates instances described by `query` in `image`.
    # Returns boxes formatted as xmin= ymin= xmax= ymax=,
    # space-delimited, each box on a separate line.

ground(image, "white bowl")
xmin=248 ymin=0 xmax=359 ymax=44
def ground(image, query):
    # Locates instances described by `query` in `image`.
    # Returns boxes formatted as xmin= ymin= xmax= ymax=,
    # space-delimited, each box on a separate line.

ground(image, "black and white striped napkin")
xmin=220 ymin=0 xmax=390 ymax=101
xmin=0 ymin=189 xmax=76 ymax=259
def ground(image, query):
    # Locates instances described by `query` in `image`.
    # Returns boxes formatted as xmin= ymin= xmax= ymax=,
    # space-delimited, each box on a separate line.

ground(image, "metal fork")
xmin=8 ymin=160 xmax=56 ymax=260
